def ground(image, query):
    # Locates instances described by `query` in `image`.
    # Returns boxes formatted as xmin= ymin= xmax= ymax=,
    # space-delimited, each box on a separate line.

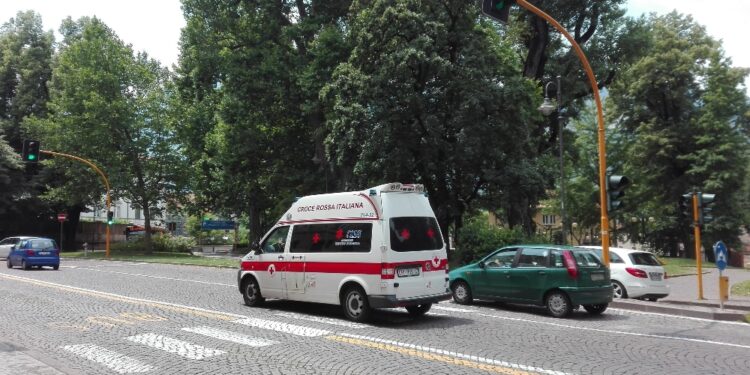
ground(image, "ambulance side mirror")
xmin=250 ymin=241 xmax=260 ymax=253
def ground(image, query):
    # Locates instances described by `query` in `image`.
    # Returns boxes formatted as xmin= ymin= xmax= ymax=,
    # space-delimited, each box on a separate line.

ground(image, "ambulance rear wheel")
xmin=342 ymin=286 xmax=371 ymax=322
xmin=242 ymin=277 xmax=265 ymax=307
xmin=406 ymin=303 xmax=432 ymax=317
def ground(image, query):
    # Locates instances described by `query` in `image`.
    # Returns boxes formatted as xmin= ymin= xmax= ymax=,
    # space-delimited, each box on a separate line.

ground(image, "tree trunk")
xmin=143 ymin=201 xmax=153 ymax=254
xmin=249 ymin=204 xmax=263 ymax=244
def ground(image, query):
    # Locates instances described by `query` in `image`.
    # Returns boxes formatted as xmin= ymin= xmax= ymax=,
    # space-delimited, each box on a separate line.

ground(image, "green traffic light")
xmin=27 ymin=154 xmax=36 ymax=161
xmin=495 ymin=1 xmax=505 ymax=10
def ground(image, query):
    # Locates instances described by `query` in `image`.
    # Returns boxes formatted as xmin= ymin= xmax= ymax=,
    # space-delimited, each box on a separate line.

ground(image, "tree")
xmin=608 ymin=12 xmax=750 ymax=256
xmin=323 ymin=0 xmax=540 ymax=242
xmin=0 ymin=130 xmax=24 ymax=215
xmin=26 ymin=17 xmax=185 ymax=252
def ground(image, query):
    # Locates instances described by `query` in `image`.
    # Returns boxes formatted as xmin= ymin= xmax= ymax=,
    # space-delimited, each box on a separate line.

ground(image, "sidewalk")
xmin=610 ymin=267 xmax=750 ymax=322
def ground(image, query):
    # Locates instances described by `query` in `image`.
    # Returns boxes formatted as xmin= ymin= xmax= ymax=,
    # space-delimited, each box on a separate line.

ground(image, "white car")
xmin=582 ymin=246 xmax=670 ymax=301
xmin=0 ymin=236 xmax=34 ymax=259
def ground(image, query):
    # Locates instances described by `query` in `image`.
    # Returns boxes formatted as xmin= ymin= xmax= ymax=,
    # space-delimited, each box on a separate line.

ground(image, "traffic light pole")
xmin=692 ymin=192 xmax=704 ymax=299
xmin=40 ymin=150 xmax=112 ymax=259
xmin=515 ymin=0 xmax=611 ymax=265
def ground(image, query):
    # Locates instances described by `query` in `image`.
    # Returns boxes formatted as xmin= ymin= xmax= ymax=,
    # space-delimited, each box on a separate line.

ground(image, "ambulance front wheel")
xmin=406 ymin=303 xmax=432 ymax=317
xmin=242 ymin=276 xmax=265 ymax=307
xmin=341 ymin=285 xmax=371 ymax=322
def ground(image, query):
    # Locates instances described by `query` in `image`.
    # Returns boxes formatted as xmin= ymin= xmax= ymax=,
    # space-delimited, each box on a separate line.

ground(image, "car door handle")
xmin=278 ymin=256 xmax=285 ymax=260
xmin=291 ymin=255 xmax=303 ymax=260
xmin=538 ymin=271 xmax=546 ymax=275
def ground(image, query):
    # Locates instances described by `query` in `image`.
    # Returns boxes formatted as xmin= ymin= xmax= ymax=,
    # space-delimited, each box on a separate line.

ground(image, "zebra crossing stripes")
xmin=61 ymin=344 xmax=153 ymax=374
xmin=182 ymin=326 xmax=278 ymax=347
xmin=273 ymin=312 xmax=368 ymax=328
xmin=125 ymin=333 xmax=226 ymax=360
xmin=233 ymin=317 xmax=332 ymax=337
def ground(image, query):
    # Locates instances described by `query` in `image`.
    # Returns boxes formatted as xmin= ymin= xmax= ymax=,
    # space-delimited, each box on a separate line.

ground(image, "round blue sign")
xmin=713 ymin=241 xmax=728 ymax=271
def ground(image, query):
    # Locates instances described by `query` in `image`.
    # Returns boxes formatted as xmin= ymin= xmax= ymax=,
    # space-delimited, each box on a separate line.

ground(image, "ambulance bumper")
xmin=368 ymin=291 xmax=452 ymax=308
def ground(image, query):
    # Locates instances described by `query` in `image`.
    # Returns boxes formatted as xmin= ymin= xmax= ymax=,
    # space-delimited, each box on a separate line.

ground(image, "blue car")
xmin=6 ymin=237 xmax=60 ymax=270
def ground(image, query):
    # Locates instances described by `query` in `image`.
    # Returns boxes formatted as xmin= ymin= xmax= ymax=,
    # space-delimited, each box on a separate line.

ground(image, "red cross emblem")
xmin=400 ymin=228 xmax=411 ymax=240
xmin=335 ymin=228 xmax=344 ymax=240
xmin=312 ymin=233 xmax=320 ymax=244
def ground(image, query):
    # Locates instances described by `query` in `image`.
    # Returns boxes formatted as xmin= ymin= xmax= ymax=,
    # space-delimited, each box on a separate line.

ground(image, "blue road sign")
xmin=713 ymin=241 xmax=728 ymax=271
xmin=201 ymin=220 xmax=235 ymax=230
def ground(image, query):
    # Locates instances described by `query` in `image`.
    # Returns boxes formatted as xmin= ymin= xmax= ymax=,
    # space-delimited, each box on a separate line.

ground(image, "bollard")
xmin=719 ymin=275 xmax=729 ymax=309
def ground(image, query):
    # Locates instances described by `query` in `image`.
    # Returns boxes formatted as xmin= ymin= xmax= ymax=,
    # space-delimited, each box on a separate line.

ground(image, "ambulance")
xmin=237 ymin=183 xmax=451 ymax=322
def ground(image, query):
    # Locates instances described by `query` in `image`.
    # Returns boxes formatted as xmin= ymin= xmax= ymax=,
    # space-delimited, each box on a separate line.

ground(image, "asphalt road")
xmin=1 ymin=259 xmax=749 ymax=375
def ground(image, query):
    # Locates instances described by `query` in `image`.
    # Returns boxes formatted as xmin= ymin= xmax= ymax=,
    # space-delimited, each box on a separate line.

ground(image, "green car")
xmin=449 ymin=245 xmax=613 ymax=317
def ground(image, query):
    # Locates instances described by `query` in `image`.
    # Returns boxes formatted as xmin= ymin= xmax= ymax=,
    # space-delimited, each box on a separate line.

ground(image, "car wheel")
xmin=405 ymin=303 xmax=432 ymax=317
xmin=583 ymin=304 xmax=608 ymax=315
xmin=6 ymin=258 xmax=12 ymax=269
xmin=451 ymin=281 xmax=473 ymax=305
xmin=545 ymin=291 xmax=573 ymax=318
xmin=612 ymin=280 xmax=628 ymax=299
xmin=22 ymin=260 xmax=30 ymax=270
xmin=645 ymin=297 xmax=658 ymax=302
xmin=53 ymin=265 xmax=59 ymax=270
xmin=341 ymin=286 xmax=371 ymax=322
xmin=241 ymin=277 xmax=265 ymax=307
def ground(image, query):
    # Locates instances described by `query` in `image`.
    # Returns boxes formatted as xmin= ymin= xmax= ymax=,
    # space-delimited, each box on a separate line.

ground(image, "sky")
xmin=0 ymin=0 xmax=748 ymax=75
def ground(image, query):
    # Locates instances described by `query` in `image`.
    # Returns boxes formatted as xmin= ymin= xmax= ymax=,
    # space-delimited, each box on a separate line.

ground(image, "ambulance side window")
xmin=260 ymin=226 xmax=289 ymax=254
xmin=290 ymin=223 xmax=372 ymax=253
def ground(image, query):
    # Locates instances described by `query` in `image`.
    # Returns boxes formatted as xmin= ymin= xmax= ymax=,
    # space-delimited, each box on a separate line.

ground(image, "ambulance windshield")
xmin=389 ymin=217 xmax=443 ymax=252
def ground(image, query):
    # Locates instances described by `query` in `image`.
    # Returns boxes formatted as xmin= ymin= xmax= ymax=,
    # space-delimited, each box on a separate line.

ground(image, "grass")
xmin=62 ymin=251 xmax=240 ymax=268
xmin=658 ymin=257 xmax=715 ymax=277
xmin=731 ymin=280 xmax=750 ymax=297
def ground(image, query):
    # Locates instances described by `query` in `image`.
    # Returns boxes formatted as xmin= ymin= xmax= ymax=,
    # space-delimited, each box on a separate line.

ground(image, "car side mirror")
xmin=478 ymin=261 xmax=485 ymax=269
xmin=250 ymin=241 xmax=262 ymax=254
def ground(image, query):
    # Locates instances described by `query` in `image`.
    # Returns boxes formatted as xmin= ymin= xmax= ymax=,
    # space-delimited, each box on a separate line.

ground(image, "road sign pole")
xmin=693 ymin=193 xmax=703 ymax=299
xmin=60 ymin=220 xmax=64 ymax=252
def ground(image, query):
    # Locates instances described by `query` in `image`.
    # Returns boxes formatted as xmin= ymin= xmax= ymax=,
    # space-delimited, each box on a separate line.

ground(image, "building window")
xmin=542 ymin=215 xmax=556 ymax=225
xmin=135 ymin=208 xmax=141 ymax=220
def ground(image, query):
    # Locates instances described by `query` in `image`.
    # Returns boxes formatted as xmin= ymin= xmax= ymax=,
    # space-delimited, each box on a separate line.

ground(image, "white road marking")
xmin=274 ymin=312 xmax=368 ymax=328
xmin=75 ymin=267 xmax=235 ymax=287
xmin=182 ymin=326 xmax=278 ymax=347
xmin=126 ymin=333 xmax=226 ymax=359
xmin=234 ymin=317 xmax=331 ymax=337
xmin=432 ymin=305 xmax=477 ymax=313
xmin=337 ymin=333 xmax=571 ymax=375
xmin=474 ymin=312 xmax=750 ymax=349
xmin=62 ymin=344 xmax=153 ymax=374
xmin=607 ymin=307 xmax=750 ymax=326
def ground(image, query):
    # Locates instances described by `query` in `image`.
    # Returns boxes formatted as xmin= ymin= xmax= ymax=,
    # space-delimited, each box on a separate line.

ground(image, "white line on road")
xmin=474 ymin=312 xmax=750 ymax=349
xmin=274 ymin=312 xmax=368 ymax=328
xmin=234 ymin=317 xmax=331 ymax=337
xmin=432 ymin=305 xmax=479 ymax=313
xmin=182 ymin=326 xmax=278 ymax=347
xmin=61 ymin=344 xmax=153 ymax=374
xmin=336 ymin=333 xmax=571 ymax=375
xmin=126 ymin=333 xmax=226 ymax=360
xmin=607 ymin=307 xmax=750 ymax=326
xmin=75 ymin=267 xmax=235 ymax=287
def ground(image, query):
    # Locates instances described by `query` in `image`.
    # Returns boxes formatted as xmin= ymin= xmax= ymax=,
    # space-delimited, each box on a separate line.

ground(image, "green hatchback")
xmin=449 ymin=245 xmax=613 ymax=317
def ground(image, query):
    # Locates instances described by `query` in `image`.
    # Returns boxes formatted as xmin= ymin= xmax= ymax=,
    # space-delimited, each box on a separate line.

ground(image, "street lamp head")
xmin=538 ymin=97 xmax=556 ymax=116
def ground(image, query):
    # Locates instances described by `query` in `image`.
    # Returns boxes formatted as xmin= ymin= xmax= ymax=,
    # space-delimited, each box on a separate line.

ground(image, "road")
xmin=1 ymin=259 xmax=749 ymax=375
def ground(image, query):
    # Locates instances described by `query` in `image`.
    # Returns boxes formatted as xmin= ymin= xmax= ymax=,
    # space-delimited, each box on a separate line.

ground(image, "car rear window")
xmin=571 ymin=250 xmax=603 ymax=267
xmin=629 ymin=252 xmax=661 ymax=266
xmin=290 ymin=223 xmax=372 ymax=253
xmin=29 ymin=239 xmax=56 ymax=249
xmin=389 ymin=217 xmax=443 ymax=252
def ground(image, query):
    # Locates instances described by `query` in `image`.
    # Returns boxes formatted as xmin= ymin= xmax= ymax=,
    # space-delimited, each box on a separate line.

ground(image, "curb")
xmin=610 ymin=300 xmax=749 ymax=322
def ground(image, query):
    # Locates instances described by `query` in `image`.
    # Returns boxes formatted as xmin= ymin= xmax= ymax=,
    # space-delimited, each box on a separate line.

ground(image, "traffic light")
xmin=679 ymin=193 xmax=693 ymax=220
xmin=481 ymin=0 xmax=515 ymax=23
xmin=107 ymin=211 xmax=114 ymax=225
xmin=22 ymin=139 xmax=40 ymax=162
xmin=606 ymin=174 xmax=629 ymax=211
xmin=698 ymin=193 xmax=715 ymax=226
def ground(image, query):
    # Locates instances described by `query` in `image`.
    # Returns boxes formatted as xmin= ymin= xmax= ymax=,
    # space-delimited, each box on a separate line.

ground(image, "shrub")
xmin=111 ymin=235 xmax=196 ymax=253
xmin=454 ymin=213 xmax=547 ymax=266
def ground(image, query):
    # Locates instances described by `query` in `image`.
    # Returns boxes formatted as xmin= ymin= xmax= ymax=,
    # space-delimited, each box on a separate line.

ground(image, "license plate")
xmin=38 ymin=251 xmax=50 ymax=255
xmin=649 ymin=272 xmax=662 ymax=281
xmin=397 ymin=267 xmax=420 ymax=277
xmin=590 ymin=273 xmax=604 ymax=281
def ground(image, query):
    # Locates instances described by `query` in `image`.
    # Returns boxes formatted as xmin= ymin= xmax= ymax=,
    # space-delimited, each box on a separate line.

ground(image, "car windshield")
xmin=29 ymin=239 xmax=56 ymax=250
xmin=389 ymin=217 xmax=443 ymax=252
xmin=629 ymin=252 xmax=661 ymax=266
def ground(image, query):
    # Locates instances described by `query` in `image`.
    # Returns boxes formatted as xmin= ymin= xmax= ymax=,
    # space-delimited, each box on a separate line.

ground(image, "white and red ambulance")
xmin=237 ymin=183 xmax=451 ymax=322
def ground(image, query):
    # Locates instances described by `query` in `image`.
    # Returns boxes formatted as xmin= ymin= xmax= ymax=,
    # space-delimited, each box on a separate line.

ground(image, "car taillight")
xmin=54 ymin=249 xmax=60 ymax=256
xmin=445 ymin=263 xmax=449 ymax=273
xmin=626 ymin=267 xmax=648 ymax=278
xmin=381 ymin=263 xmax=395 ymax=279
xmin=562 ymin=250 xmax=578 ymax=279
xmin=25 ymin=250 xmax=35 ymax=256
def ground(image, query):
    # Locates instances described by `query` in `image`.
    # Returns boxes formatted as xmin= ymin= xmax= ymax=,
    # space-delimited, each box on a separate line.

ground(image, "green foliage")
xmin=454 ymin=212 xmax=546 ymax=266
xmin=111 ymin=235 xmax=196 ymax=253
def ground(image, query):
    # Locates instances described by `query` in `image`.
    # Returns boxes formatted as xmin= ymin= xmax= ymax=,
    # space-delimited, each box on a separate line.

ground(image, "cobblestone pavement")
xmin=1 ymin=259 xmax=749 ymax=375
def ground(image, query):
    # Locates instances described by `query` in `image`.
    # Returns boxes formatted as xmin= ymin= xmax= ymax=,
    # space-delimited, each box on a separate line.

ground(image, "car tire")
xmin=53 ymin=265 xmax=59 ymax=270
xmin=405 ymin=303 xmax=432 ymax=317
xmin=583 ymin=304 xmax=608 ymax=315
xmin=451 ymin=281 xmax=473 ymax=305
xmin=6 ymin=258 xmax=12 ymax=269
xmin=241 ymin=277 xmax=265 ymax=307
xmin=22 ymin=260 xmax=30 ymax=270
xmin=645 ymin=297 xmax=658 ymax=302
xmin=612 ymin=280 xmax=628 ymax=299
xmin=341 ymin=286 xmax=371 ymax=323
xmin=545 ymin=291 xmax=573 ymax=318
